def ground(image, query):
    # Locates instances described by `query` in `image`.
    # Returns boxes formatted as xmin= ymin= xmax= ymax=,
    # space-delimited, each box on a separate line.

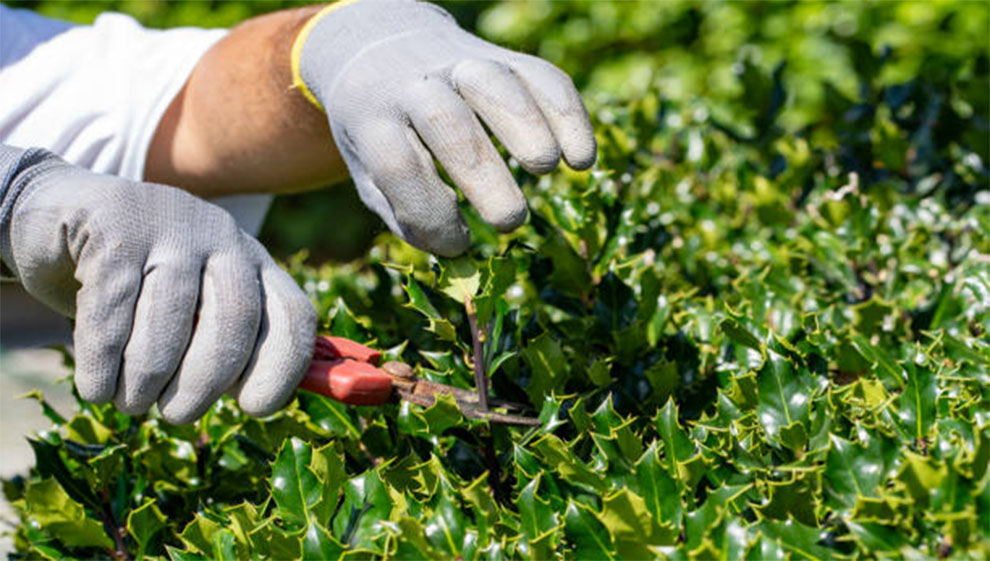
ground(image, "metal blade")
xmin=460 ymin=407 xmax=541 ymax=426
xmin=394 ymin=387 xmax=539 ymax=426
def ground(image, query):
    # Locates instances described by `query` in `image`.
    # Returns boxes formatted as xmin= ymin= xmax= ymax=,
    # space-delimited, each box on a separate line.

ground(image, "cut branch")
xmin=464 ymin=296 xmax=489 ymax=412
xmin=98 ymin=490 xmax=132 ymax=561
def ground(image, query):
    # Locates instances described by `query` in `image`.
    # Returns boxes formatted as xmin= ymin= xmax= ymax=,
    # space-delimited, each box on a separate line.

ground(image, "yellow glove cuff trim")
xmin=290 ymin=0 xmax=361 ymax=112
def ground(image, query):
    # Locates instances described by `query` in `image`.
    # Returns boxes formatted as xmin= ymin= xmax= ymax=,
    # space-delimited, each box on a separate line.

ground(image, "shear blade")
xmin=396 ymin=389 xmax=538 ymax=426
xmin=460 ymin=406 xmax=541 ymax=426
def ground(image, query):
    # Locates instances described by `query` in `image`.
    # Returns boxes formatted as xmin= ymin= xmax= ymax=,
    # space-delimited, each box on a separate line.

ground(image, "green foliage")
xmin=5 ymin=1 xmax=990 ymax=560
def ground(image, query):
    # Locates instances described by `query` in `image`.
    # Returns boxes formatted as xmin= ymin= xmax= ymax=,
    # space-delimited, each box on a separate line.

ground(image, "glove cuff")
xmin=292 ymin=0 xmax=457 ymax=112
xmin=0 ymin=145 xmax=59 ymax=279
xmin=289 ymin=0 xmax=361 ymax=112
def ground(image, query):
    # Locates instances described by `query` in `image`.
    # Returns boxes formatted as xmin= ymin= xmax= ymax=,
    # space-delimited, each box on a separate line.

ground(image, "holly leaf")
xmin=564 ymin=500 xmax=616 ymax=560
xmin=531 ymin=434 xmax=606 ymax=493
xmin=598 ymin=487 xmax=675 ymax=557
xmin=522 ymin=333 xmax=568 ymax=405
xmin=127 ymin=498 xmax=167 ymax=557
xmin=403 ymin=275 xmax=457 ymax=341
xmin=895 ymin=361 xmax=936 ymax=443
xmin=634 ymin=442 xmax=683 ymax=528
xmin=824 ymin=435 xmax=884 ymax=508
xmin=437 ymin=256 xmax=481 ymax=303
xmin=655 ymin=399 xmax=707 ymax=493
xmin=270 ymin=437 xmax=321 ymax=529
xmin=756 ymin=351 xmax=814 ymax=451
xmin=22 ymin=478 xmax=112 ymax=549
xmin=753 ymin=471 xmax=821 ymax=526
xmin=518 ymin=474 xmax=560 ymax=559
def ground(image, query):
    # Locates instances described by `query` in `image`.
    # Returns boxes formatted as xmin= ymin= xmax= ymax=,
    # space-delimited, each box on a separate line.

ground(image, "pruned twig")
xmin=464 ymin=296 xmax=489 ymax=412
xmin=98 ymin=490 xmax=132 ymax=561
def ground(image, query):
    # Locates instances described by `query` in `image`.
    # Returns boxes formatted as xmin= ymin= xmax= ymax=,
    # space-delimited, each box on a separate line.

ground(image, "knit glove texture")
xmin=296 ymin=0 xmax=597 ymax=255
xmin=0 ymin=145 xmax=316 ymax=424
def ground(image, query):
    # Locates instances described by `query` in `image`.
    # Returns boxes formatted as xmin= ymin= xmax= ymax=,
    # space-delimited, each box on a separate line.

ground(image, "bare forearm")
xmin=145 ymin=6 xmax=347 ymax=198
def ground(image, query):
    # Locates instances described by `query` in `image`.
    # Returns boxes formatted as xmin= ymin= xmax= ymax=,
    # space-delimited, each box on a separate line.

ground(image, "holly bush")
xmin=5 ymin=1 xmax=989 ymax=560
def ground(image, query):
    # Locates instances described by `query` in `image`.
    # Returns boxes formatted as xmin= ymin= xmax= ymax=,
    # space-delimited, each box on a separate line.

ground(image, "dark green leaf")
xmin=270 ymin=437 xmax=321 ymax=529
xmin=563 ymin=501 xmax=616 ymax=561
xmin=127 ymin=498 xmax=167 ymax=557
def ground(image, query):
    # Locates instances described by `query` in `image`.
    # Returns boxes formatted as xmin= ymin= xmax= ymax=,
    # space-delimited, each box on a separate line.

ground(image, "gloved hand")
xmin=0 ymin=146 xmax=317 ymax=424
xmin=293 ymin=0 xmax=597 ymax=256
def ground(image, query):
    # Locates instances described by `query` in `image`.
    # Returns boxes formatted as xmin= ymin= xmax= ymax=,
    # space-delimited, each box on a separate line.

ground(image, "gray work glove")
xmin=0 ymin=146 xmax=316 ymax=424
xmin=295 ymin=0 xmax=597 ymax=256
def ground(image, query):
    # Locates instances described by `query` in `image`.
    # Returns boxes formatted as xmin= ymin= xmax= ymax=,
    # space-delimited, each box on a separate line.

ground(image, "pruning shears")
xmin=300 ymin=336 xmax=539 ymax=426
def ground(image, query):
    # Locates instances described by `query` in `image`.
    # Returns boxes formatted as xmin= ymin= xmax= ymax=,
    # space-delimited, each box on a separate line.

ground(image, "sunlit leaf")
xmin=22 ymin=478 xmax=112 ymax=549
xmin=437 ymin=257 xmax=481 ymax=303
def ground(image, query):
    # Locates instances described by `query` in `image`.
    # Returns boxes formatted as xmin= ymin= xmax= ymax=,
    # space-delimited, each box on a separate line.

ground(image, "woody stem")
xmin=464 ymin=296 xmax=489 ymax=412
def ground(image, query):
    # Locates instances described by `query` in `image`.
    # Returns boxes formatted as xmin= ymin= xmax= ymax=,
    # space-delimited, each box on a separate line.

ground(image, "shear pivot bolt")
xmin=381 ymin=361 xmax=415 ymax=379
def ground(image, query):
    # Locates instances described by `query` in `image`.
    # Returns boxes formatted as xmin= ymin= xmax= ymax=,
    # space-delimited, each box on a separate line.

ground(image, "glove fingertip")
xmin=74 ymin=341 xmax=124 ymax=404
xmin=236 ymin=349 xmax=311 ymax=418
xmin=518 ymin=148 xmax=562 ymax=175
xmin=158 ymin=402 xmax=205 ymax=426
xmin=234 ymin=267 xmax=318 ymax=418
xmin=75 ymin=369 xmax=117 ymax=405
xmin=419 ymin=229 xmax=471 ymax=257
xmin=237 ymin=390 xmax=293 ymax=419
xmin=395 ymin=210 xmax=471 ymax=257
xmin=563 ymin=132 xmax=598 ymax=171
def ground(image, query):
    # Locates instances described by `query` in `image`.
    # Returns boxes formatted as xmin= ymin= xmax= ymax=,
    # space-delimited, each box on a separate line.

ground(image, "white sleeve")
xmin=0 ymin=5 xmax=272 ymax=235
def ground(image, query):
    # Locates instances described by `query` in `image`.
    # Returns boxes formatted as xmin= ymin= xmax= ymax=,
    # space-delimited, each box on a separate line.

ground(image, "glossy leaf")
xmin=518 ymin=475 xmax=559 ymax=559
xmin=895 ymin=362 xmax=936 ymax=443
xmin=22 ymin=478 xmax=112 ymax=549
xmin=655 ymin=399 xmax=706 ymax=492
xmin=563 ymin=501 xmax=616 ymax=561
xmin=270 ymin=437 xmax=321 ymax=529
xmin=599 ymin=487 xmax=675 ymax=556
xmin=437 ymin=257 xmax=481 ymax=303
xmin=756 ymin=352 xmax=814 ymax=451
xmin=127 ymin=499 xmax=167 ymax=557
xmin=824 ymin=435 xmax=883 ymax=508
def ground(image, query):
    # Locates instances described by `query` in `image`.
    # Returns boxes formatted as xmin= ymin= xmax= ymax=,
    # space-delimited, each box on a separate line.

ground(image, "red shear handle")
xmin=301 ymin=359 xmax=393 ymax=406
xmin=313 ymin=335 xmax=381 ymax=364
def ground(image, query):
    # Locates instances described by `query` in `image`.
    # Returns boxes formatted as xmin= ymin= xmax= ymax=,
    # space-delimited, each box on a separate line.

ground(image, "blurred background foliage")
xmin=9 ymin=0 xmax=988 ymax=262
